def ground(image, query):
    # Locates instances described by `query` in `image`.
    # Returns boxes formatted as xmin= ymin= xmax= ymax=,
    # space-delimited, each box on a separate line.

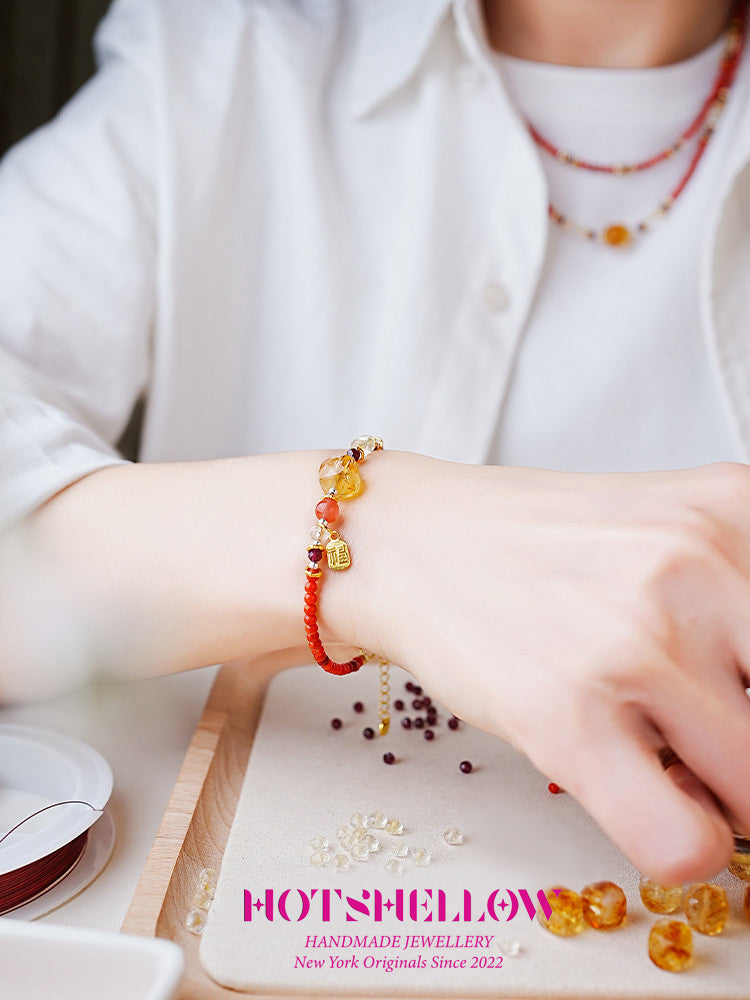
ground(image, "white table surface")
xmin=0 ymin=666 xmax=217 ymax=931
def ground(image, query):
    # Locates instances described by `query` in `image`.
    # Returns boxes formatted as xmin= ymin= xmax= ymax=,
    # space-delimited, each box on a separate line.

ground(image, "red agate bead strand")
xmin=304 ymin=436 xmax=383 ymax=675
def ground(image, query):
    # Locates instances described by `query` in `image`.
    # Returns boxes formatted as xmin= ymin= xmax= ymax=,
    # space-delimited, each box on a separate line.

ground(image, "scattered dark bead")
xmin=331 ymin=718 xmax=342 ymax=730
xmin=412 ymin=699 xmax=423 ymax=710
xmin=413 ymin=685 xmax=423 ymax=696
xmin=363 ymin=727 xmax=375 ymax=740
xmin=447 ymin=717 xmax=459 ymax=730
xmin=405 ymin=681 xmax=415 ymax=693
xmin=422 ymin=696 xmax=432 ymax=707
xmin=424 ymin=729 xmax=435 ymax=741
xmin=353 ymin=701 xmax=364 ymax=713
xmin=426 ymin=709 xmax=438 ymax=723
xmin=394 ymin=699 xmax=405 ymax=711
xmin=383 ymin=752 xmax=396 ymax=765
xmin=413 ymin=717 xmax=425 ymax=729
xmin=401 ymin=717 xmax=412 ymax=729
xmin=459 ymin=760 xmax=473 ymax=774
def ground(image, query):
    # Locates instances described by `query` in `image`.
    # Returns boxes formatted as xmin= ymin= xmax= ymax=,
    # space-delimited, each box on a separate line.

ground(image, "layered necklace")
xmin=526 ymin=0 xmax=747 ymax=247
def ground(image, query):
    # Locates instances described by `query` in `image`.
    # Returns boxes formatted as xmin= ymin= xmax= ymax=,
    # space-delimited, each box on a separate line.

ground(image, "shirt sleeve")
xmin=0 ymin=0 xmax=156 ymax=529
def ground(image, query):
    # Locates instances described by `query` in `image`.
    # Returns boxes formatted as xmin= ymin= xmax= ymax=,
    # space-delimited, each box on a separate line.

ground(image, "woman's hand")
xmin=335 ymin=454 xmax=750 ymax=883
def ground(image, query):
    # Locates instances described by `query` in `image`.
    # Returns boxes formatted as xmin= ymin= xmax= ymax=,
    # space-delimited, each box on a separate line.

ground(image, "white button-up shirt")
xmin=2 ymin=0 xmax=750 ymax=528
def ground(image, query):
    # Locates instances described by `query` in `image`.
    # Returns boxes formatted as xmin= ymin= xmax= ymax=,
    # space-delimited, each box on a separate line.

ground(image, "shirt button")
xmin=454 ymin=64 xmax=485 ymax=95
xmin=482 ymin=280 xmax=511 ymax=313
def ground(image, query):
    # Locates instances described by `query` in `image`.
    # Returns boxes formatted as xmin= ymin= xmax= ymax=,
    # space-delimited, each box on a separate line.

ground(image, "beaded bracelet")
xmin=304 ymin=435 xmax=391 ymax=734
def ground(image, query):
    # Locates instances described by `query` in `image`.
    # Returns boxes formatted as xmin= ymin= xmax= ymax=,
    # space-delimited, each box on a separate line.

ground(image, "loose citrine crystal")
xmin=581 ymin=880 xmax=627 ymax=930
xmin=728 ymin=839 xmax=750 ymax=881
xmin=683 ymin=882 xmax=729 ymax=936
xmin=744 ymin=886 xmax=750 ymax=923
xmin=728 ymin=852 xmax=750 ymax=881
xmin=603 ymin=223 xmax=632 ymax=247
xmin=319 ymin=454 xmax=362 ymax=499
xmin=648 ymin=919 xmax=693 ymax=972
xmin=537 ymin=887 xmax=584 ymax=936
xmin=639 ymin=875 xmax=683 ymax=914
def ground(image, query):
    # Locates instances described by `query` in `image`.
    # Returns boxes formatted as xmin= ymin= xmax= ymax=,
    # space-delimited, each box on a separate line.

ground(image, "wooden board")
xmin=123 ymin=655 xmax=437 ymax=1000
xmin=122 ymin=656 xmax=280 ymax=1000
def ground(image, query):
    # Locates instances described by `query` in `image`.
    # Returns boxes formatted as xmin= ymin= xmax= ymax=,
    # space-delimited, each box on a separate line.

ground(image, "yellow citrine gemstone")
xmin=581 ymin=880 xmax=627 ymax=930
xmin=603 ymin=224 xmax=632 ymax=247
xmin=683 ymin=882 xmax=729 ymax=936
xmin=639 ymin=875 xmax=683 ymax=914
xmin=319 ymin=454 xmax=363 ymax=499
xmin=648 ymin=919 xmax=693 ymax=972
xmin=537 ymin=887 xmax=584 ymax=936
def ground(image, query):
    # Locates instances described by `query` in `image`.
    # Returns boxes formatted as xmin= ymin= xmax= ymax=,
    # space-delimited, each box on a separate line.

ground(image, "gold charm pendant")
xmin=326 ymin=531 xmax=351 ymax=570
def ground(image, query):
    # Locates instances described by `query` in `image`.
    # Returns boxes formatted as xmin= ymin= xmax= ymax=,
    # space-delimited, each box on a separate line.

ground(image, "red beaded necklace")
xmin=527 ymin=0 xmax=747 ymax=247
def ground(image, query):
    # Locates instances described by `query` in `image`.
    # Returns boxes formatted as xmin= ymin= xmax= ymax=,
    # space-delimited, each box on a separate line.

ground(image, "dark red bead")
xmin=394 ymin=699 xmax=404 ymax=711
xmin=353 ymin=701 xmax=364 ymax=713
xmin=447 ymin=717 xmax=459 ymax=730
xmin=413 ymin=717 xmax=424 ymax=729
xmin=422 ymin=696 xmax=432 ymax=707
xmin=411 ymin=699 xmax=422 ymax=710
xmin=331 ymin=718 xmax=342 ymax=730
xmin=401 ymin=717 xmax=412 ymax=729
xmin=413 ymin=686 xmax=423 ymax=696
xmin=363 ymin=727 xmax=375 ymax=740
xmin=405 ymin=682 xmax=415 ymax=693
xmin=424 ymin=729 xmax=435 ymax=741
xmin=307 ymin=547 xmax=324 ymax=562
xmin=383 ymin=752 xmax=395 ymax=765
xmin=459 ymin=760 xmax=473 ymax=774
xmin=347 ymin=447 xmax=363 ymax=461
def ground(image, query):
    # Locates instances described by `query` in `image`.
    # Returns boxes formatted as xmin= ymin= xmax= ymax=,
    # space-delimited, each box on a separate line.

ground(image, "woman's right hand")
xmin=335 ymin=453 xmax=750 ymax=883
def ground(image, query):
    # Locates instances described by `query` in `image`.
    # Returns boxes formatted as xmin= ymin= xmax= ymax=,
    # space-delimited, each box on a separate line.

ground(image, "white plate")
xmin=0 ymin=725 xmax=113 ymax=875
xmin=0 ymin=919 xmax=184 ymax=1000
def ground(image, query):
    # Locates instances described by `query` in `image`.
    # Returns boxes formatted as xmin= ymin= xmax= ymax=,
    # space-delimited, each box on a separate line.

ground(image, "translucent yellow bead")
xmin=581 ymin=880 xmax=627 ymax=930
xmin=537 ymin=887 xmax=584 ymax=936
xmin=648 ymin=919 xmax=692 ymax=972
xmin=319 ymin=455 xmax=362 ymax=499
xmin=728 ymin=842 xmax=750 ymax=882
xmin=683 ymin=882 xmax=729 ymax=936
xmin=603 ymin=223 xmax=632 ymax=247
xmin=639 ymin=875 xmax=683 ymax=913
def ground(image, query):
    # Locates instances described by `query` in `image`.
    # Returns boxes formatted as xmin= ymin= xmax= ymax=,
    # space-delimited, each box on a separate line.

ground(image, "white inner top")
xmin=490 ymin=36 xmax=742 ymax=472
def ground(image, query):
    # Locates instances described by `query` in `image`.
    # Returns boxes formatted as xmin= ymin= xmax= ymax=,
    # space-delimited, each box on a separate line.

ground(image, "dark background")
xmin=0 ymin=0 xmax=144 ymax=457
xmin=0 ymin=0 xmax=111 ymax=156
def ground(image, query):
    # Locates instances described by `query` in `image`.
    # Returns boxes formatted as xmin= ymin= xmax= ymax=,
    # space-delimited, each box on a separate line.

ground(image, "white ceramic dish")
xmin=0 ymin=725 xmax=113 ymax=875
xmin=0 ymin=919 xmax=184 ymax=1000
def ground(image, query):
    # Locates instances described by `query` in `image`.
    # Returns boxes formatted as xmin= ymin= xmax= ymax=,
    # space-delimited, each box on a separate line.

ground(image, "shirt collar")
xmin=347 ymin=0 xmax=489 ymax=118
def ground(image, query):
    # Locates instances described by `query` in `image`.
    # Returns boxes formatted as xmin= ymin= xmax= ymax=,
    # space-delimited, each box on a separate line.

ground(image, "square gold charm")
xmin=326 ymin=537 xmax=351 ymax=570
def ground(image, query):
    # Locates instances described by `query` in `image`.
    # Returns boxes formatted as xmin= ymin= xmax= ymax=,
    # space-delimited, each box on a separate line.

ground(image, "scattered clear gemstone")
xmin=185 ymin=910 xmax=206 ymax=935
xmin=311 ymin=836 xmax=331 ymax=851
xmin=332 ymin=854 xmax=351 ymax=872
xmin=352 ymin=826 xmax=368 ymax=842
xmin=412 ymin=847 xmax=432 ymax=867
xmin=363 ymin=834 xmax=380 ymax=853
xmin=392 ymin=843 xmax=409 ymax=858
xmin=351 ymin=842 xmax=370 ymax=862
xmin=198 ymin=868 xmax=216 ymax=885
xmin=193 ymin=883 xmax=215 ymax=910
xmin=337 ymin=825 xmax=353 ymax=841
xmin=385 ymin=858 xmax=405 ymax=875
xmin=368 ymin=813 xmax=388 ymax=829
xmin=443 ymin=828 xmax=464 ymax=846
xmin=350 ymin=813 xmax=366 ymax=829
xmin=310 ymin=851 xmax=328 ymax=868
xmin=497 ymin=939 xmax=521 ymax=957
xmin=385 ymin=818 xmax=404 ymax=836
